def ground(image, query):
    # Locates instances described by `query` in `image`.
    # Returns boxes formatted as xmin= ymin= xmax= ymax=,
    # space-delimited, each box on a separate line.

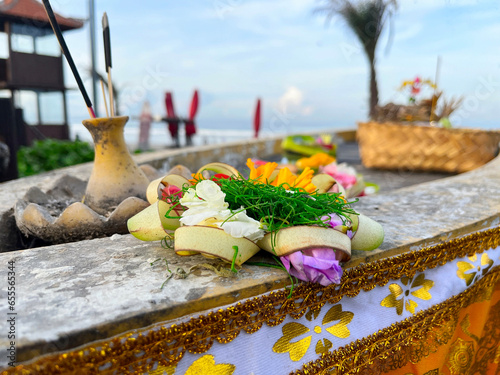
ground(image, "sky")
xmin=8 ymin=0 xmax=500 ymax=136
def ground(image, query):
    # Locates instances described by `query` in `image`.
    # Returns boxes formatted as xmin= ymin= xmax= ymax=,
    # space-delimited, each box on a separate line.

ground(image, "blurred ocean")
xmin=69 ymin=117 xmax=498 ymax=151
xmin=70 ymin=119 xmax=292 ymax=150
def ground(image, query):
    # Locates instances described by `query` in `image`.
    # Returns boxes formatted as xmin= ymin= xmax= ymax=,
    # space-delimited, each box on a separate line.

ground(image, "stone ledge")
xmin=1 ymin=130 xmax=499 ymax=367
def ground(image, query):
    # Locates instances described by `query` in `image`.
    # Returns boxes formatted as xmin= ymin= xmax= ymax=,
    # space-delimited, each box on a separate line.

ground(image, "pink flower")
xmin=320 ymin=162 xmax=338 ymax=176
xmin=333 ymin=174 xmax=357 ymax=189
xmin=160 ymin=185 xmax=183 ymax=204
xmin=319 ymin=162 xmax=357 ymax=189
xmin=280 ymin=248 xmax=343 ymax=286
xmin=315 ymin=136 xmax=333 ymax=150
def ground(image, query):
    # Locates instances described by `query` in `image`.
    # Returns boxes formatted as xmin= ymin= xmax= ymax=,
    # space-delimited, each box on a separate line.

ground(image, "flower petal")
xmin=221 ymin=220 xmax=264 ymax=241
xmin=180 ymin=209 xmax=222 ymax=226
xmin=195 ymin=180 xmax=226 ymax=205
xmin=281 ymin=248 xmax=343 ymax=286
xmin=180 ymin=188 xmax=197 ymax=204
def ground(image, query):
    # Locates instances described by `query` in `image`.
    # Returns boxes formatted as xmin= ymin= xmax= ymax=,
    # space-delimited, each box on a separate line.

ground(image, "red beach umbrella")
xmin=185 ymin=89 xmax=198 ymax=137
xmin=165 ymin=92 xmax=175 ymax=117
xmin=165 ymin=92 xmax=178 ymax=139
xmin=254 ymin=98 xmax=261 ymax=138
xmin=189 ymin=90 xmax=199 ymax=120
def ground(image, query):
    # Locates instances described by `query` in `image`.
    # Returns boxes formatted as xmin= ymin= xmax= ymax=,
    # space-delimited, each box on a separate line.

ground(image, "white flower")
xmin=179 ymin=188 xmax=197 ymax=205
xmin=180 ymin=182 xmax=230 ymax=226
xmin=180 ymin=208 xmax=231 ymax=227
xmin=180 ymin=180 xmax=227 ymax=209
xmin=220 ymin=209 xmax=265 ymax=242
xmin=179 ymin=180 xmax=264 ymax=242
xmin=337 ymin=163 xmax=357 ymax=177
xmin=195 ymin=180 xmax=227 ymax=206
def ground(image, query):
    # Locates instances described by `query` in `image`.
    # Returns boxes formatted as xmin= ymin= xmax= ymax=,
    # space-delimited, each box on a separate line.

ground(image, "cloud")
xmin=278 ymin=86 xmax=313 ymax=116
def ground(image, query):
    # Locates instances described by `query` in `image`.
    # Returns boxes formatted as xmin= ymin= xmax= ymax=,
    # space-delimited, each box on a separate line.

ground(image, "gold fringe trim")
xmin=295 ymin=265 xmax=500 ymax=375
xmin=4 ymin=227 xmax=500 ymax=375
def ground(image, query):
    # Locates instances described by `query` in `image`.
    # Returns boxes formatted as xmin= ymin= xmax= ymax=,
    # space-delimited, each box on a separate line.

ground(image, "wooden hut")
xmin=0 ymin=0 xmax=83 ymax=180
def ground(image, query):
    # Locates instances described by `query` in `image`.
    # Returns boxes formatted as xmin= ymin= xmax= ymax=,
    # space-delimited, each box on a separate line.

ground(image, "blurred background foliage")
xmin=17 ymin=139 xmax=94 ymax=177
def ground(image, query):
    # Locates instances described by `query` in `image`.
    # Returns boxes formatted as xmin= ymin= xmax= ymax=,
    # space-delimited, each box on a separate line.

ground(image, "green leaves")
xmin=17 ymin=139 xmax=94 ymax=177
xmin=216 ymin=177 xmax=355 ymax=233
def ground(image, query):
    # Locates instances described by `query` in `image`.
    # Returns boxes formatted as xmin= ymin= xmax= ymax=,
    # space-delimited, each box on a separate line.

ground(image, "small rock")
xmin=24 ymin=187 xmax=49 ymax=205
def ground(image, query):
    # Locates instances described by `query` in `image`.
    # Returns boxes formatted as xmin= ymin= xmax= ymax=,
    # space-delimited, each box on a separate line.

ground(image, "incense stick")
xmin=430 ymin=55 xmax=441 ymax=122
xmin=41 ymin=0 xmax=95 ymax=118
xmin=102 ymin=12 xmax=115 ymax=117
xmin=100 ymin=78 xmax=109 ymax=117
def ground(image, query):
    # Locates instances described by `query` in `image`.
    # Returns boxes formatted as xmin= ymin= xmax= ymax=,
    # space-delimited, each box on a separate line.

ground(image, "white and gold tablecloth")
xmin=6 ymin=227 xmax=500 ymax=375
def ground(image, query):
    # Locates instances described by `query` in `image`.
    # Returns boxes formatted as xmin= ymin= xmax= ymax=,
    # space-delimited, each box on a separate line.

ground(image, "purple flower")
xmin=321 ymin=213 xmax=354 ymax=239
xmin=321 ymin=213 xmax=343 ymax=228
xmin=280 ymin=248 xmax=343 ymax=286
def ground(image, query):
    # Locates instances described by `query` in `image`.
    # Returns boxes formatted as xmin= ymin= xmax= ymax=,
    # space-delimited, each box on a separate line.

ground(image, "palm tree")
xmin=317 ymin=0 xmax=398 ymax=119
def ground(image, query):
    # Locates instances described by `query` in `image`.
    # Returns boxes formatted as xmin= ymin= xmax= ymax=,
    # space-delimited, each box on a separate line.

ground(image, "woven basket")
xmin=357 ymin=122 xmax=500 ymax=173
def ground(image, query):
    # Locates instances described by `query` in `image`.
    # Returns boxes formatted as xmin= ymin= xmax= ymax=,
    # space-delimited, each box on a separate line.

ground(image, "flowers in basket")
xmin=127 ymin=160 xmax=384 ymax=286
xmin=399 ymin=76 xmax=436 ymax=104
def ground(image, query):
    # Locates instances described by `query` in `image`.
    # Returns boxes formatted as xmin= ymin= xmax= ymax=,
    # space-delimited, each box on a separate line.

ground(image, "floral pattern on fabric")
xmin=381 ymin=273 xmax=434 ymax=315
xmin=273 ymin=304 xmax=353 ymax=361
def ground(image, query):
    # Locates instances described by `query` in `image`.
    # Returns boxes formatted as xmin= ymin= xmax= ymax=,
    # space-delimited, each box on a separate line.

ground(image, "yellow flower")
xmin=247 ymin=159 xmax=316 ymax=193
xmin=296 ymin=152 xmax=335 ymax=170
xmin=189 ymin=172 xmax=204 ymax=185
xmin=246 ymin=158 xmax=278 ymax=183
xmin=399 ymin=80 xmax=415 ymax=90
xmin=277 ymin=167 xmax=316 ymax=193
xmin=270 ymin=166 xmax=295 ymax=188
xmin=398 ymin=77 xmax=437 ymax=91
xmin=422 ymin=78 xmax=437 ymax=89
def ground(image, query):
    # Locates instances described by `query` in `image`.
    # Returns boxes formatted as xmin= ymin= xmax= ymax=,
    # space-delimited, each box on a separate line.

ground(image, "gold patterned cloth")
xmin=4 ymin=228 xmax=500 ymax=375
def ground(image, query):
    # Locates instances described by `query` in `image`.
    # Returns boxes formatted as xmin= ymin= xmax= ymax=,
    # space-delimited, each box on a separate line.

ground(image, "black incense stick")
xmin=41 ymin=0 xmax=96 ymax=118
xmin=102 ymin=12 xmax=115 ymax=116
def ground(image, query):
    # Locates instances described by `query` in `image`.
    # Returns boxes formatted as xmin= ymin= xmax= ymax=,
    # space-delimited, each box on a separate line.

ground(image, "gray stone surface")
xmin=335 ymin=142 xmax=454 ymax=193
xmin=348 ymin=156 xmax=500 ymax=265
xmin=1 ymin=131 xmax=499 ymax=368
xmin=0 ymin=234 xmax=287 ymax=365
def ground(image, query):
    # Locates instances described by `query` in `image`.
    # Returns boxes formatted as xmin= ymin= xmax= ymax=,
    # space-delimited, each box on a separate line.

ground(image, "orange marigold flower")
xmin=247 ymin=158 xmax=317 ymax=193
xmin=189 ymin=172 xmax=205 ymax=185
xmin=270 ymin=166 xmax=316 ymax=193
xmin=246 ymin=158 xmax=278 ymax=183
xmin=296 ymin=152 xmax=335 ymax=170
xmin=271 ymin=167 xmax=295 ymax=189
xmin=293 ymin=167 xmax=316 ymax=193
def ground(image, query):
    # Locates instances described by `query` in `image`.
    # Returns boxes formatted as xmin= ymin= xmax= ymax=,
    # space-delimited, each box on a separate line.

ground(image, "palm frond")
xmin=315 ymin=0 xmax=398 ymax=119
xmin=316 ymin=0 xmax=397 ymax=57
